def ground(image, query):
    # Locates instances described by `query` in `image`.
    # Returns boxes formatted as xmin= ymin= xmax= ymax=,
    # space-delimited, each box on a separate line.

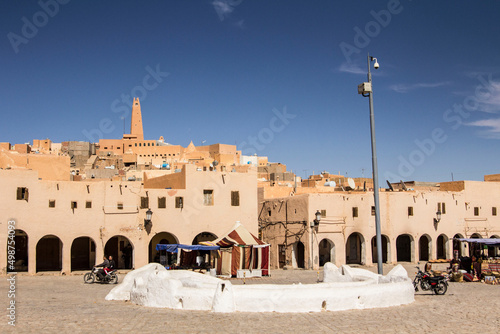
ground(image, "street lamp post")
xmin=358 ymin=52 xmax=383 ymax=275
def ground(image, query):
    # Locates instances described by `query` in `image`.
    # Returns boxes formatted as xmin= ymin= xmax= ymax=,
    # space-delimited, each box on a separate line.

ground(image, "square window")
xmin=49 ymin=200 xmax=56 ymax=208
xmin=231 ymin=191 xmax=240 ymax=206
xmin=158 ymin=197 xmax=166 ymax=209
xmin=474 ymin=207 xmax=480 ymax=216
xmin=71 ymin=201 xmax=77 ymax=209
xmin=117 ymin=203 xmax=123 ymax=210
xmin=493 ymin=207 xmax=497 ymax=216
xmin=204 ymin=190 xmax=214 ymax=206
xmin=86 ymin=201 xmax=92 ymax=209
xmin=16 ymin=187 xmax=29 ymax=201
xmin=352 ymin=207 xmax=358 ymax=218
xmin=371 ymin=206 xmax=376 ymax=216
xmin=140 ymin=197 xmax=149 ymax=209
xmin=175 ymin=197 xmax=183 ymax=208
xmin=408 ymin=206 xmax=413 ymax=216
xmin=321 ymin=209 xmax=326 ymax=218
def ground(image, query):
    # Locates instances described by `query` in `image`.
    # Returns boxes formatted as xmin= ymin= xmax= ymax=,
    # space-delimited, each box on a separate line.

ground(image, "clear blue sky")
xmin=1 ymin=1 xmax=500 ymax=182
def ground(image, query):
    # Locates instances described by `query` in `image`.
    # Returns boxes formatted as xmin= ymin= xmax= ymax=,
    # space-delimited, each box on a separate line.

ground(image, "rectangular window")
xmin=71 ymin=201 xmax=77 ymax=209
xmin=204 ymin=189 xmax=214 ymax=206
xmin=474 ymin=207 xmax=480 ymax=216
xmin=16 ymin=187 xmax=29 ymax=201
xmin=117 ymin=203 xmax=123 ymax=210
xmin=493 ymin=207 xmax=497 ymax=216
xmin=158 ymin=197 xmax=166 ymax=209
xmin=86 ymin=201 xmax=92 ymax=209
xmin=175 ymin=197 xmax=183 ymax=209
xmin=321 ymin=209 xmax=326 ymax=218
xmin=408 ymin=206 xmax=413 ymax=216
xmin=437 ymin=202 xmax=446 ymax=214
xmin=140 ymin=196 xmax=149 ymax=209
xmin=371 ymin=206 xmax=376 ymax=216
xmin=231 ymin=191 xmax=240 ymax=206
xmin=49 ymin=200 xmax=56 ymax=208
xmin=352 ymin=207 xmax=358 ymax=218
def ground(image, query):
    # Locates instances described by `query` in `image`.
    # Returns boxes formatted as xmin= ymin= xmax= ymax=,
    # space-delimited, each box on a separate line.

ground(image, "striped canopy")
xmin=212 ymin=222 xmax=265 ymax=247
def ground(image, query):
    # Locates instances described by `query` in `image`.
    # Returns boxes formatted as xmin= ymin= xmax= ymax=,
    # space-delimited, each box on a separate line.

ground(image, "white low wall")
xmin=105 ymin=263 xmax=414 ymax=313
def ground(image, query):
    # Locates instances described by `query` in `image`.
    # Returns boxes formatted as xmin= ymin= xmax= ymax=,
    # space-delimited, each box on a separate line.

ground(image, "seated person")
xmin=94 ymin=256 xmax=110 ymax=280
xmin=104 ymin=255 xmax=116 ymax=275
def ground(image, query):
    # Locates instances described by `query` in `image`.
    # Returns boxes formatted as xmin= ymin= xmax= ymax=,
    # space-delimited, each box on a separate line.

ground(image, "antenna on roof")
xmin=386 ymin=180 xmax=394 ymax=191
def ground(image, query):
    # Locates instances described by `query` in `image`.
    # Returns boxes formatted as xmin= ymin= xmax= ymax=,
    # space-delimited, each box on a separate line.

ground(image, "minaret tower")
xmin=130 ymin=97 xmax=144 ymax=141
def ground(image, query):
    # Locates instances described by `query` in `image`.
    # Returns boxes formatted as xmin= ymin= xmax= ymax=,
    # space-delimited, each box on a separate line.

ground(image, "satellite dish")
xmin=323 ymin=181 xmax=336 ymax=187
xmin=347 ymin=178 xmax=355 ymax=189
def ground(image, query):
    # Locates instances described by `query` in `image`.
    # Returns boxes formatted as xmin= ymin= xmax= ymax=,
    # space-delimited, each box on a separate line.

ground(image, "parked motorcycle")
xmin=413 ymin=266 xmax=448 ymax=295
xmin=83 ymin=267 xmax=118 ymax=284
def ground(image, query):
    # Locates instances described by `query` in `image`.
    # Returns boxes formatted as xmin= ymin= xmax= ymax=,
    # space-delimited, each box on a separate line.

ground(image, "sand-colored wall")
xmin=0 ymin=150 xmax=70 ymax=181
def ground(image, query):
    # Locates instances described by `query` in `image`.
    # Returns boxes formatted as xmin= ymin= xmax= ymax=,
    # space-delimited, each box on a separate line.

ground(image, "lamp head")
xmin=373 ymin=60 xmax=379 ymax=69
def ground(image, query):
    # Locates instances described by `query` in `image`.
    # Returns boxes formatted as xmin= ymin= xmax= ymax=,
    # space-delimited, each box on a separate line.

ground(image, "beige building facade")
xmin=259 ymin=179 xmax=500 ymax=270
xmin=1 ymin=164 xmax=257 ymax=274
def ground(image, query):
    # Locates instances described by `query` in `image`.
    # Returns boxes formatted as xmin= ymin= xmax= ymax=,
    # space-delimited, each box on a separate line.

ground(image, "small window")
xmin=268 ymin=209 xmax=272 ymax=216
xmin=175 ymin=197 xmax=183 ymax=209
xmin=139 ymin=143 xmax=142 ymax=147
xmin=321 ymin=209 xmax=326 ymax=218
xmin=408 ymin=206 xmax=413 ymax=216
xmin=135 ymin=143 xmax=137 ymax=147
xmin=86 ymin=201 xmax=92 ymax=209
xmin=71 ymin=201 xmax=77 ymax=209
xmin=370 ymin=206 xmax=375 ymax=216
xmin=140 ymin=197 xmax=149 ymax=209
xmin=437 ymin=202 xmax=446 ymax=214
xmin=49 ymin=200 xmax=56 ymax=208
xmin=474 ymin=207 xmax=480 ymax=216
xmin=158 ymin=197 xmax=166 ymax=209
xmin=493 ymin=207 xmax=497 ymax=216
xmin=16 ymin=187 xmax=29 ymax=201
xmin=117 ymin=203 xmax=123 ymax=210
xmin=231 ymin=191 xmax=240 ymax=206
xmin=352 ymin=207 xmax=358 ymax=218
xmin=203 ymin=189 xmax=214 ymax=206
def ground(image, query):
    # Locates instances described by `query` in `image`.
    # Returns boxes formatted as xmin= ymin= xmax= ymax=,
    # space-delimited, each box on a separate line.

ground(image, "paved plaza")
xmin=1 ymin=264 xmax=499 ymax=333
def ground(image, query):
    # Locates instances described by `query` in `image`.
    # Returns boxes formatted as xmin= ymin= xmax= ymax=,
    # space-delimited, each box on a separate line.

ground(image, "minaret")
xmin=130 ymin=97 xmax=144 ymax=140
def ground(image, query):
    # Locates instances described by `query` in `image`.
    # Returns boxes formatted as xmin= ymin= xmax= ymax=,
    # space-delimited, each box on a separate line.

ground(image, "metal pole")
xmin=367 ymin=52 xmax=383 ymax=275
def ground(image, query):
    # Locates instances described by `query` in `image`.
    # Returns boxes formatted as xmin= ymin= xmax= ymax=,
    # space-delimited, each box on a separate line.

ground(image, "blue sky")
xmin=1 ymin=1 xmax=500 ymax=182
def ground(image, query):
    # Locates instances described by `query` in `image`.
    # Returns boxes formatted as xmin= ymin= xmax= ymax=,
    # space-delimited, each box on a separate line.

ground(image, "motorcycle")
xmin=413 ymin=266 xmax=448 ymax=295
xmin=84 ymin=267 xmax=118 ymax=284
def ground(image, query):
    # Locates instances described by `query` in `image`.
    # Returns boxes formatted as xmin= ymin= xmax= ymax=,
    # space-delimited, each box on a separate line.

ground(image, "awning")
xmin=454 ymin=238 xmax=500 ymax=246
xmin=156 ymin=244 xmax=220 ymax=253
xmin=213 ymin=222 xmax=265 ymax=247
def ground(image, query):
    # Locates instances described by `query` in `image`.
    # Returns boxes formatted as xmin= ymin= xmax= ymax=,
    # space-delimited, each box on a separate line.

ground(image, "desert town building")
xmin=259 ymin=177 xmax=500 ymax=270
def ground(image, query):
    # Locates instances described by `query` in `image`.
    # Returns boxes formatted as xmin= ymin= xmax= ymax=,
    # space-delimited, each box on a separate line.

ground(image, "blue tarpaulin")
xmin=156 ymin=244 xmax=220 ymax=253
xmin=454 ymin=238 xmax=500 ymax=246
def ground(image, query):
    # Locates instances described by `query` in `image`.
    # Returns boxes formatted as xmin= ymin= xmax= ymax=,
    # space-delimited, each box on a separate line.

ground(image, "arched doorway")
xmin=346 ymin=232 xmax=365 ymax=264
xmin=437 ymin=234 xmax=449 ymax=259
xmin=149 ymin=232 xmax=178 ymax=264
xmin=396 ymin=234 xmax=413 ymax=262
xmin=371 ymin=235 xmax=389 ymax=264
xmin=489 ymin=235 xmax=500 ymax=257
xmin=36 ymin=235 xmax=62 ymax=272
xmin=71 ymin=237 xmax=96 ymax=271
xmin=419 ymin=234 xmax=431 ymax=261
xmin=294 ymin=241 xmax=305 ymax=268
xmin=7 ymin=229 xmax=28 ymax=272
xmin=453 ymin=233 xmax=466 ymax=257
xmin=192 ymin=232 xmax=217 ymax=245
xmin=319 ymin=239 xmax=335 ymax=266
xmin=105 ymin=236 xmax=133 ymax=269
xmin=471 ymin=233 xmax=482 ymax=238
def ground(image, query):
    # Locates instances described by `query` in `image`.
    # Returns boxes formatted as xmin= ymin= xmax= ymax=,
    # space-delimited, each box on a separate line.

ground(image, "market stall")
xmin=155 ymin=243 xmax=220 ymax=270
xmin=453 ymin=238 xmax=500 ymax=283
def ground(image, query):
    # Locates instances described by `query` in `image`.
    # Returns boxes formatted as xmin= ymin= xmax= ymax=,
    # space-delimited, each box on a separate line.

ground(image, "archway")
xmin=36 ymin=235 xmax=62 ymax=272
xmin=489 ymin=235 xmax=500 ymax=257
xmin=371 ymin=235 xmax=389 ymax=264
xmin=7 ymin=229 xmax=28 ymax=272
xmin=471 ymin=233 xmax=482 ymax=238
xmin=396 ymin=234 xmax=413 ymax=262
xmin=437 ymin=234 xmax=449 ymax=259
xmin=149 ymin=232 xmax=178 ymax=264
xmin=319 ymin=239 xmax=335 ymax=266
xmin=71 ymin=237 xmax=96 ymax=271
xmin=295 ymin=241 xmax=305 ymax=268
xmin=419 ymin=234 xmax=431 ymax=261
xmin=192 ymin=232 xmax=217 ymax=245
xmin=105 ymin=235 xmax=133 ymax=269
xmin=453 ymin=233 xmax=466 ymax=257
xmin=346 ymin=232 xmax=365 ymax=264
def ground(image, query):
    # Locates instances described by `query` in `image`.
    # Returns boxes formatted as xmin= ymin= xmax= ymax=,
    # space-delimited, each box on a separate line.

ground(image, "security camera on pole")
xmin=358 ymin=53 xmax=383 ymax=275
